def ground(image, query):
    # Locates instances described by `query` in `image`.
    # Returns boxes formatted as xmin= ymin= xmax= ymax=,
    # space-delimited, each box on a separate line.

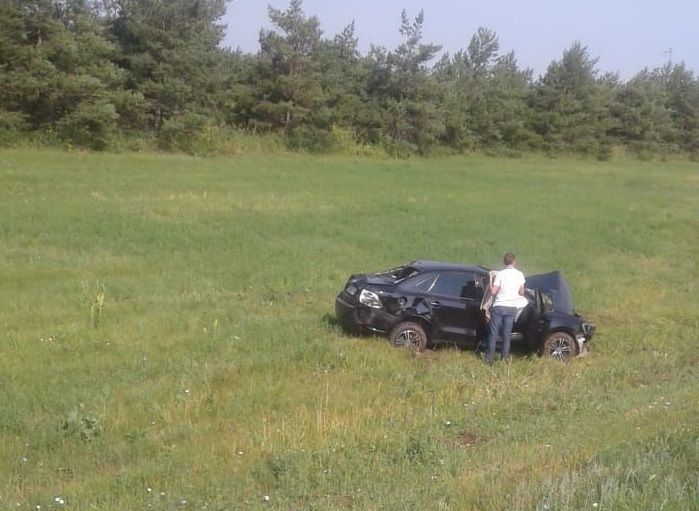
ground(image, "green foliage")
xmin=0 ymin=1 xmax=697 ymax=157
xmin=435 ymin=29 xmax=533 ymax=152
xmin=56 ymin=100 xmax=118 ymax=149
xmin=110 ymin=0 xmax=229 ymax=131
xmin=362 ymin=10 xmax=444 ymax=155
xmin=596 ymin=142 xmax=613 ymax=161
xmin=530 ymin=42 xmax=605 ymax=154
xmin=0 ymin=109 xmax=27 ymax=146
xmin=157 ymin=111 xmax=217 ymax=155
xmin=286 ymin=124 xmax=335 ymax=152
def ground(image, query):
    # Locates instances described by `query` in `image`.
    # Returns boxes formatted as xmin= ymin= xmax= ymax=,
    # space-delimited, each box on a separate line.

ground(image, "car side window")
xmin=430 ymin=272 xmax=478 ymax=299
xmin=411 ymin=273 xmax=436 ymax=292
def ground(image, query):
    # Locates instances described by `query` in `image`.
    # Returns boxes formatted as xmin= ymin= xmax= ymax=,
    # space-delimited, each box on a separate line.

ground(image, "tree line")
xmin=1 ymin=0 xmax=698 ymax=158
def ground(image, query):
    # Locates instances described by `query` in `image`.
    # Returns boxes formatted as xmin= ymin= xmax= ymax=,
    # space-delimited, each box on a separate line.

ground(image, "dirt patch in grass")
xmin=455 ymin=430 xmax=487 ymax=448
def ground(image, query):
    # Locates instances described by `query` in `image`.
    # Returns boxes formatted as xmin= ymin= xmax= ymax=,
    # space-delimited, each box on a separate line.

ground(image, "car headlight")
xmin=359 ymin=289 xmax=382 ymax=309
xmin=582 ymin=322 xmax=596 ymax=337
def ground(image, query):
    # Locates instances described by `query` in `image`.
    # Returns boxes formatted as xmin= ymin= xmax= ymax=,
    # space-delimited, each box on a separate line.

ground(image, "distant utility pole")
xmin=664 ymin=47 xmax=673 ymax=64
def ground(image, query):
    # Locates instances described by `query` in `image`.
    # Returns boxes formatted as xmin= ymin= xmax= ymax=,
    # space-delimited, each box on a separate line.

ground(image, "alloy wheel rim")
xmin=396 ymin=329 xmax=421 ymax=349
xmin=549 ymin=337 xmax=572 ymax=360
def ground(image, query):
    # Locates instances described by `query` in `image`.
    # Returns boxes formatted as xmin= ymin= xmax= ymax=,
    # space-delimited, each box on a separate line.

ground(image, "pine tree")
xmin=256 ymin=0 xmax=331 ymax=150
xmin=530 ymin=42 xmax=605 ymax=154
xmin=362 ymin=10 xmax=442 ymax=155
xmin=109 ymin=0 xmax=229 ymax=132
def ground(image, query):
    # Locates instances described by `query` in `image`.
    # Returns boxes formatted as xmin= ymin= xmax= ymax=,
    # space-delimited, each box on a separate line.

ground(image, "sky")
xmin=222 ymin=0 xmax=698 ymax=80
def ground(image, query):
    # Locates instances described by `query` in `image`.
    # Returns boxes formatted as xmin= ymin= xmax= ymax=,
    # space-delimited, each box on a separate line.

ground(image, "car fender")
xmin=546 ymin=312 xmax=583 ymax=335
xmin=398 ymin=296 xmax=432 ymax=317
xmin=397 ymin=298 xmax=434 ymax=335
xmin=401 ymin=314 xmax=434 ymax=338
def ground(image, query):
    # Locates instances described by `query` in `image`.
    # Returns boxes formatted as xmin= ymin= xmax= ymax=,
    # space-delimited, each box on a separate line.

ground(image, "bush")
xmin=286 ymin=125 xmax=335 ymax=153
xmin=380 ymin=136 xmax=418 ymax=158
xmin=215 ymin=130 xmax=287 ymax=156
xmin=56 ymin=100 xmax=118 ymax=150
xmin=0 ymin=110 xmax=28 ymax=147
xmin=157 ymin=112 xmax=216 ymax=155
xmin=329 ymin=126 xmax=384 ymax=157
xmin=483 ymin=144 xmax=523 ymax=159
xmin=596 ymin=142 xmax=613 ymax=161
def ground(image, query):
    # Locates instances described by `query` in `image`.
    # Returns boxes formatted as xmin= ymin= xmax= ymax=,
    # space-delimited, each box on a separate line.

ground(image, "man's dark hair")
xmin=503 ymin=252 xmax=517 ymax=265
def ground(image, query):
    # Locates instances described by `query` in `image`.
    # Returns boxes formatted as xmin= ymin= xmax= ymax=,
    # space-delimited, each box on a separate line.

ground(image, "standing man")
xmin=486 ymin=252 xmax=526 ymax=365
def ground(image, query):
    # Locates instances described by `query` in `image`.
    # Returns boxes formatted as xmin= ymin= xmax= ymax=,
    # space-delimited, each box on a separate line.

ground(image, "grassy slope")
xmin=0 ymin=149 xmax=697 ymax=510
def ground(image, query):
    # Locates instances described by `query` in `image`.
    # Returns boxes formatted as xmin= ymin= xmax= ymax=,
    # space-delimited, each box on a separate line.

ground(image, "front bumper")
xmin=582 ymin=322 xmax=596 ymax=339
xmin=335 ymin=294 xmax=399 ymax=335
xmin=575 ymin=322 xmax=596 ymax=352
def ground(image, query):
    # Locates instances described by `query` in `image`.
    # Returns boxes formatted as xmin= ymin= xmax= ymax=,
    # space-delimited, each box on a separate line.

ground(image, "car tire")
xmin=542 ymin=331 xmax=577 ymax=361
xmin=389 ymin=322 xmax=428 ymax=352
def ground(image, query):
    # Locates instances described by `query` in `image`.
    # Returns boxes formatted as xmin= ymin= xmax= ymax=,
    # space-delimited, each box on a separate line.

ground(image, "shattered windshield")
xmin=378 ymin=265 xmax=420 ymax=281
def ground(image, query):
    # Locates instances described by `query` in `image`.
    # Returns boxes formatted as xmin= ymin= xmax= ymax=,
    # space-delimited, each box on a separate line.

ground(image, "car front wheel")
xmin=389 ymin=322 xmax=428 ymax=352
xmin=542 ymin=331 xmax=577 ymax=361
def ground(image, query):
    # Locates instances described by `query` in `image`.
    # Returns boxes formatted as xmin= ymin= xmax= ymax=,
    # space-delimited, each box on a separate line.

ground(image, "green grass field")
xmin=1 ymin=149 xmax=697 ymax=510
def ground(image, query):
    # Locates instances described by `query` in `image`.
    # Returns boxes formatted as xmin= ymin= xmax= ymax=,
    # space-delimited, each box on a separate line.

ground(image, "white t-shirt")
xmin=493 ymin=267 xmax=527 ymax=308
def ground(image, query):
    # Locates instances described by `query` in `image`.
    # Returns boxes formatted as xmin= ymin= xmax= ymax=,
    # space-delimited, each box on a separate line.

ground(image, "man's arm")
xmin=518 ymin=285 xmax=525 ymax=296
xmin=488 ymin=272 xmax=500 ymax=296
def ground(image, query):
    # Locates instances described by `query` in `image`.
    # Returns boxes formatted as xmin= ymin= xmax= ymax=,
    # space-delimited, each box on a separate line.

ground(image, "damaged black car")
xmin=335 ymin=260 xmax=595 ymax=360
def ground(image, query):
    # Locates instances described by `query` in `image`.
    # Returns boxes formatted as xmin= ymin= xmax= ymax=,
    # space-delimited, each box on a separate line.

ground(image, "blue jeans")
xmin=487 ymin=306 xmax=518 ymax=363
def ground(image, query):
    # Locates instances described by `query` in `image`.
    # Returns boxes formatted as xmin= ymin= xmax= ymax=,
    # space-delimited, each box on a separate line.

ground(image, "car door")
xmin=428 ymin=271 xmax=482 ymax=345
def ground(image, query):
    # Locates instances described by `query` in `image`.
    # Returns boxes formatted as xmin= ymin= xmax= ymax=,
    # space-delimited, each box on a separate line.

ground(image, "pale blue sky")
xmin=223 ymin=0 xmax=698 ymax=80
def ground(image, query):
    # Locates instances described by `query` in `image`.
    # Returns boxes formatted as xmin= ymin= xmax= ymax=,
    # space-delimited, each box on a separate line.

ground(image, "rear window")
xmin=377 ymin=265 xmax=420 ymax=281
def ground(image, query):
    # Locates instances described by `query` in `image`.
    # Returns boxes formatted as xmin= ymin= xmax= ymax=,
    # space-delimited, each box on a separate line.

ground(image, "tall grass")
xmin=0 ymin=149 xmax=696 ymax=509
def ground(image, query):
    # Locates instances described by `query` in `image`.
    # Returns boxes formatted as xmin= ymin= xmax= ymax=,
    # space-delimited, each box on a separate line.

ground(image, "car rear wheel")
xmin=542 ymin=331 xmax=577 ymax=361
xmin=389 ymin=322 xmax=428 ymax=352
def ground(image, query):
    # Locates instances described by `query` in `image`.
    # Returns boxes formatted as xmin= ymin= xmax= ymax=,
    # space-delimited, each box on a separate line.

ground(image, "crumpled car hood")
xmin=526 ymin=271 xmax=575 ymax=313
